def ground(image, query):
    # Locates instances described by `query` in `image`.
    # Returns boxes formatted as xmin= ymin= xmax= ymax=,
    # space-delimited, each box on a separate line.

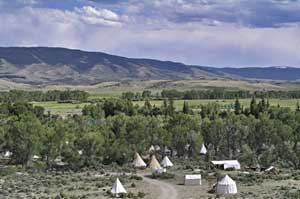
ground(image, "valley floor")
xmin=1 ymin=161 xmax=300 ymax=199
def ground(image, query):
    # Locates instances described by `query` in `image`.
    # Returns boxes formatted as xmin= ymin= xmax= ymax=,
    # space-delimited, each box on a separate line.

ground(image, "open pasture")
xmin=32 ymin=98 xmax=300 ymax=115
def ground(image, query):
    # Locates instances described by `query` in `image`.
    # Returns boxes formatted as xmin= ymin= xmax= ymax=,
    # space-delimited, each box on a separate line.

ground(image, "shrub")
xmin=150 ymin=172 xmax=175 ymax=179
xmin=137 ymin=192 xmax=146 ymax=198
xmin=0 ymin=166 xmax=18 ymax=176
xmin=130 ymin=175 xmax=143 ymax=180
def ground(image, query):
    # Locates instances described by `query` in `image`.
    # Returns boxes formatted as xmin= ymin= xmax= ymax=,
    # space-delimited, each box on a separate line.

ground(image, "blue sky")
xmin=0 ymin=0 xmax=300 ymax=67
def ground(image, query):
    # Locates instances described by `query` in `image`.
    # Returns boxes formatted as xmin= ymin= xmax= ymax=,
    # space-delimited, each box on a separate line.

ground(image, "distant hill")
xmin=0 ymin=47 xmax=223 ymax=85
xmin=216 ymin=67 xmax=300 ymax=81
xmin=0 ymin=47 xmax=299 ymax=85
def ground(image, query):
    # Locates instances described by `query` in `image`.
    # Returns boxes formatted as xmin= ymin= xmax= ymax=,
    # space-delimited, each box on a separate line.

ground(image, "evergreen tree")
xmin=297 ymin=101 xmax=300 ymax=112
xmin=250 ymin=97 xmax=257 ymax=116
xmin=234 ymin=98 xmax=242 ymax=114
xmin=183 ymin=101 xmax=190 ymax=114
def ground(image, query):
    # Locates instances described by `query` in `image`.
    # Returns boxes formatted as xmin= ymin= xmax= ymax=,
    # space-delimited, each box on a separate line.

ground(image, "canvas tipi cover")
xmin=111 ymin=178 xmax=127 ymax=194
xmin=161 ymin=156 xmax=174 ymax=167
xmin=148 ymin=145 xmax=155 ymax=153
xmin=216 ymin=175 xmax=237 ymax=195
xmin=149 ymin=155 xmax=162 ymax=171
xmin=200 ymin=144 xmax=207 ymax=155
xmin=133 ymin=152 xmax=147 ymax=168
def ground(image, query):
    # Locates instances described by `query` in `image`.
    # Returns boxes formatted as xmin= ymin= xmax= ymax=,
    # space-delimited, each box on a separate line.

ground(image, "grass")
xmin=31 ymin=101 xmax=90 ymax=115
xmin=134 ymin=98 xmax=300 ymax=110
xmin=31 ymin=98 xmax=300 ymax=115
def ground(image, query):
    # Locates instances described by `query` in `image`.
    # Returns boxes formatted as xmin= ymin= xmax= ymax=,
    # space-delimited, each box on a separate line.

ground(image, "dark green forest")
xmin=122 ymin=89 xmax=300 ymax=100
xmin=1 ymin=95 xmax=300 ymax=171
xmin=0 ymin=90 xmax=89 ymax=103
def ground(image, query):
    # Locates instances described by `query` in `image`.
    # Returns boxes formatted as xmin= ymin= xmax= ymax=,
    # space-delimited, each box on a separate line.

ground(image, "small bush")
xmin=0 ymin=166 xmax=18 ymax=176
xmin=130 ymin=175 xmax=143 ymax=181
xmin=137 ymin=192 xmax=146 ymax=198
xmin=150 ymin=172 xmax=175 ymax=179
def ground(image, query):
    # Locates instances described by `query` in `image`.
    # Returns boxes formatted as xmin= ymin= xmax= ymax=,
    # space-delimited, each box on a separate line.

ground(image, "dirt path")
xmin=143 ymin=176 xmax=178 ymax=199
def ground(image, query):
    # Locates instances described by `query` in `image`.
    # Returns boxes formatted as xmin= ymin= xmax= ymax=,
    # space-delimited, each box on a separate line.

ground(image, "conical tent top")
xmin=216 ymin=175 xmax=237 ymax=194
xmin=111 ymin=178 xmax=127 ymax=194
xmin=133 ymin=152 xmax=147 ymax=168
xmin=149 ymin=155 xmax=162 ymax=170
xmin=200 ymin=144 xmax=207 ymax=154
xmin=148 ymin=145 xmax=155 ymax=153
xmin=161 ymin=156 xmax=174 ymax=167
xmin=218 ymin=175 xmax=236 ymax=185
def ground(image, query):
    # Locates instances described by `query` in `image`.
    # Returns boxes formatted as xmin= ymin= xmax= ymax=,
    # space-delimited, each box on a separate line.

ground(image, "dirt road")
xmin=143 ymin=176 xmax=178 ymax=199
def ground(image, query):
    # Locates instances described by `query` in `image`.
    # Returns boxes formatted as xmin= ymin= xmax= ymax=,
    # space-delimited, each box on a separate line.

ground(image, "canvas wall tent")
xmin=184 ymin=175 xmax=201 ymax=185
xmin=200 ymin=144 xmax=207 ymax=155
xmin=111 ymin=178 xmax=127 ymax=195
xmin=149 ymin=155 xmax=162 ymax=172
xmin=211 ymin=160 xmax=241 ymax=170
xmin=133 ymin=152 xmax=147 ymax=168
xmin=32 ymin=155 xmax=40 ymax=161
xmin=215 ymin=175 xmax=237 ymax=195
xmin=161 ymin=156 xmax=174 ymax=168
xmin=4 ymin=151 xmax=12 ymax=158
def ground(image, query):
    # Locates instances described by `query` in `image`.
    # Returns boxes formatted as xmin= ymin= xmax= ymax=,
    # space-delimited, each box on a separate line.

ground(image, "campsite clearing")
xmin=2 ymin=164 xmax=300 ymax=199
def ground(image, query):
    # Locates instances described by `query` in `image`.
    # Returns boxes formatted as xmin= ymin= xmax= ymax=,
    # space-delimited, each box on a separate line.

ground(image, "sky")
xmin=0 ymin=0 xmax=300 ymax=67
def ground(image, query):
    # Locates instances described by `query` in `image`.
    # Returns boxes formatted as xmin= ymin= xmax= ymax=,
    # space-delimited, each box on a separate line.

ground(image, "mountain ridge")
xmin=0 ymin=46 xmax=299 ymax=85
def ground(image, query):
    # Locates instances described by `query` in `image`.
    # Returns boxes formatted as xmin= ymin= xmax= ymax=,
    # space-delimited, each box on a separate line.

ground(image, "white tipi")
xmin=216 ymin=175 xmax=237 ymax=195
xmin=111 ymin=178 xmax=127 ymax=195
xmin=133 ymin=152 xmax=147 ymax=168
xmin=161 ymin=156 xmax=174 ymax=168
xmin=148 ymin=145 xmax=156 ymax=153
xmin=200 ymin=144 xmax=207 ymax=155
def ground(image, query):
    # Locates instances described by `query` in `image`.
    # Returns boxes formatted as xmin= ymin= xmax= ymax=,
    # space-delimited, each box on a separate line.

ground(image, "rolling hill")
xmin=0 ymin=47 xmax=224 ymax=85
xmin=0 ymin=47 xmax=299 ymax=86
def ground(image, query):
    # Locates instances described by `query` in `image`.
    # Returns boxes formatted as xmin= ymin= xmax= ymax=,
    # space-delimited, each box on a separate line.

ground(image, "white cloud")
xmin=75 ymin=6 xmax=122 ymax=26
xmin=0 ymin=1 xmax=300 ymax=67
xmin=80 ymin=6 xmax=119 ymax=21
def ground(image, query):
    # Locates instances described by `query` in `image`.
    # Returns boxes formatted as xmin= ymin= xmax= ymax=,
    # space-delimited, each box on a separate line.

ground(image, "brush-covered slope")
xmin=0 ymin=47 xmax=222 ymax=85
xmin=217 ymin=67 xmax=300 ymax=81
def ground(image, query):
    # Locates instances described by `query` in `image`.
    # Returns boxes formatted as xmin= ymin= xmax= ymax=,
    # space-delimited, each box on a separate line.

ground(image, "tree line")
xmin=0 ymin=90 xmax=89 ymax=103
xmin=1 ymin=96 xmax=300 ymax=171
xmin=122 ymin=89 xmax=300 ymax=100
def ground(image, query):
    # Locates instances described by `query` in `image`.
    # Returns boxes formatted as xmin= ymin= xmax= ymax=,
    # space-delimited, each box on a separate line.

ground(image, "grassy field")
xmin=31 ymin=101 xmax=90 ymax=115
xmin=1 ymin=79 xmax=299 ymax=94
xmin=32 ymin=98 xmax=300 ymax=115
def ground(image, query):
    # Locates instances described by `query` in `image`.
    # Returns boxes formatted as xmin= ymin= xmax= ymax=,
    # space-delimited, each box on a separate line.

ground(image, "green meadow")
xmin=32 ymin=98 xmax=300 ymax=115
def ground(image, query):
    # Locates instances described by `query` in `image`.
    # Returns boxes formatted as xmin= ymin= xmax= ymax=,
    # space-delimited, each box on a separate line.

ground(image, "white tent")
xmin=154 ymin=145 xmax=161 ymax=151
xmin=148 ymin=145 xmax=155 ymax=153
xmin=216 ymin=175 xmax=237 ymax=195
xmin=211 ymin=160 xmax=241 ymax=170
xmin=111 ymin=178 xmax=127 ymax=195
xmin=4 ymin=151 xmax=12 ymax=158
xmin=32 ymin=155 xmax=40 ymax=160
xmin=200 ymin=144 xmax=207 ymax=155
xmin=161 ymin=156 xmax=174 ymax=168
xmin=133 ymin=152 xmax=147 ymax=168
xmin=184 ymin=175 xmax=201 ymax=185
